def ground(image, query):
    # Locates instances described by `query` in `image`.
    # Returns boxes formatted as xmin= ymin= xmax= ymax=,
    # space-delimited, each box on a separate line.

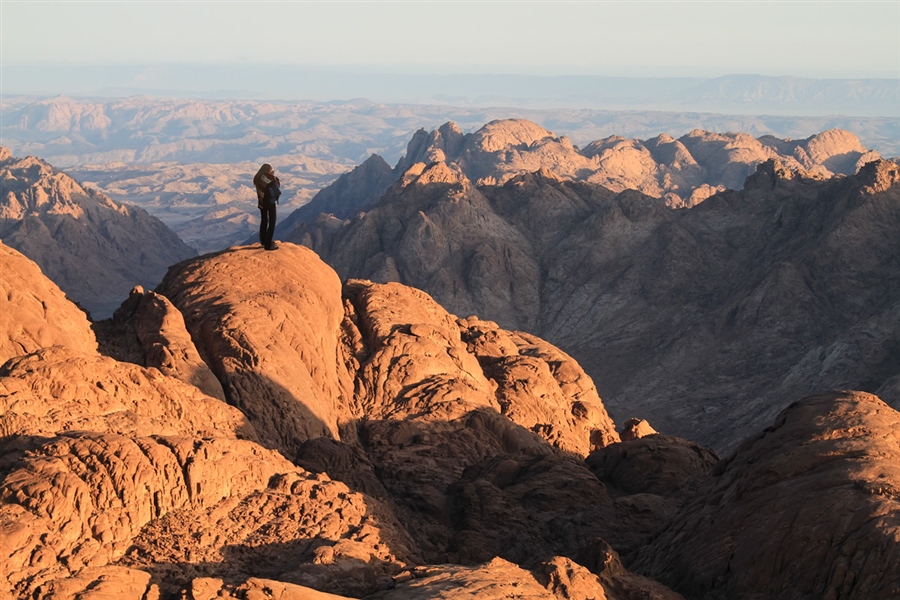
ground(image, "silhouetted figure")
xmin=253 ymin=163 xmax=281 ymax=250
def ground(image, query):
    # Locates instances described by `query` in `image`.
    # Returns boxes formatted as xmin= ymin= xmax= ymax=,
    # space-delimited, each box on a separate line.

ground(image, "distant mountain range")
xmin=5 ymin=67 xmax=898 ymax=117
xmin=4 ymin=95 xmax=898 ymax=253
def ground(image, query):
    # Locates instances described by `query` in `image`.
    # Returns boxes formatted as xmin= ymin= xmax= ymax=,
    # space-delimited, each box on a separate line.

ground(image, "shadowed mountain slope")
xmin=635 ymin=391 xmax=900 ymax=600
xmin=288 ymin=155 xmax=900 ymax=451
xmin=0 ymin=147 xmax=196 ymax=318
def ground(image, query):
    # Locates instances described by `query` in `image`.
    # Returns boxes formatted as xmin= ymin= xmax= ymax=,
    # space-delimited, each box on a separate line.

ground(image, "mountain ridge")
xmin=0 ymin=147 xmax=196 ymax=317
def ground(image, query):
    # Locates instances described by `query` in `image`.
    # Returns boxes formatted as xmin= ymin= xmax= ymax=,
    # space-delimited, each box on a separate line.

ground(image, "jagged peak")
xmin=743 ymin=158 xmax=798 ymax=191
xmin=438 ymin=121 xmax=464 ymax=137
xmin=855 ymin=159 xmax=900 ymax=193
xmin=358 ymin=153 xmax=391 ymax=170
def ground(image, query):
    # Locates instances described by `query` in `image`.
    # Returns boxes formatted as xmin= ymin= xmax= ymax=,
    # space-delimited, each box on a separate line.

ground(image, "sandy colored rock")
xmin=156 ymin=243 xmax=353 ymax=458
xmin=462 ymin=318 xmax=619 ymax=454
xmin=1 ymin=226 xmax=694 ymax=600
xmin=32 ymin=566 xmax=155 ymax=600
xmin=618 ymin=419 xmax=656 ymax=441
xmin=188 ymin=577 xmax=355 ymax=600
xmin=536 ymin=553 xmax=683 ymax=600
xmin=120 ymin=470 xmax=416 ymax=598
xmin=635 ymin=391 xmax=900 ymax=599
xmin=0 ymin=241 xmax=97 ymax=364
xmin=375 ymin=557 xmax=556 ymax=600
xmin=98 ymin=286 xmax=226 ymax=401
xmin=0 ymin=433 xmax=295 ymax=597
xmin=0 ymin=346 xmax=252 ymax=439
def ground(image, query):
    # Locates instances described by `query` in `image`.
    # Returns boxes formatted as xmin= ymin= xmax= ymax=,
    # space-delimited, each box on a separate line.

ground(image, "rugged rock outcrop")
xmin=4 ymin=236 xmax=900 ymax=600
xmin=635 ymin=391 xmax=900 ymax=600
xmin=0 ymin=346 xmax=249 ymax=439
xmin=0 ymin=147 xmax=196 ymax=317
xmin=4 ymin=241 xmax=690 ymax=600
xmin=94 ymin=286 xmax=226 ymax=401
xmin=156 ymin=245 xmax=618 ymax=460
xmin=291 ymin=157 xmax=900 ymax=450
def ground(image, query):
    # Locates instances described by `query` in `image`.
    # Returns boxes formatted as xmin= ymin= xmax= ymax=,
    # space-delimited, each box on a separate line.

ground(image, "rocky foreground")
xmin=1 ymin=240 xmax=898 ymax=599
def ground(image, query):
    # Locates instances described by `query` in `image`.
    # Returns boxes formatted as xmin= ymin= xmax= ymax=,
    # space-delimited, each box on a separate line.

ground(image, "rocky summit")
xmin=0 ymin=147 xmax=196 ymax=318
xmin=287 ymin=130 xmax=900 ymax=451
xmin=2 ymin=240 xmax=898 ymax=600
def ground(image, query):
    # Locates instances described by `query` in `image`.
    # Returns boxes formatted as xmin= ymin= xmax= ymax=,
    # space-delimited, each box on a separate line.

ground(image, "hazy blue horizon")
xmin=4 ymin=65 xmax=898 ymax=119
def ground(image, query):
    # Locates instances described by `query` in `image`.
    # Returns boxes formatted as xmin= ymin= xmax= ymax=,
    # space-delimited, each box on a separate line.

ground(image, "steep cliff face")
xmin=290 ymin=157 xmax=900 ymax=450
xmin=0 ymin=147 xmax=196 ymax=317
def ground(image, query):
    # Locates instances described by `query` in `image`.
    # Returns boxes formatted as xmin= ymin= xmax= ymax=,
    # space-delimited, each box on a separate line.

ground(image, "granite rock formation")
xmin=4 ymin=242 xmax=686 ymax=599
xmin=0 ymin=241 xmax=97 ymax=364
xmin=2 ymin=239 xmax=899 ymax=600
xmin=0 ymin=147 xmax=196 ymax=317
xmin=290 ymin=156 xmax=900 ymax=451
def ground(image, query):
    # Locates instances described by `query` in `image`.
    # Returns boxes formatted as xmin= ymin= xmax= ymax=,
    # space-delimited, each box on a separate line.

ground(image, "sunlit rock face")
xmin=2 ymin=221 xmax=898 ymax=600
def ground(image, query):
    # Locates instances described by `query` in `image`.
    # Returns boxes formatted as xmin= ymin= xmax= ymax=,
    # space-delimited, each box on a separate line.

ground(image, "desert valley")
xmin=1 ymin=93 xmax=900 ymax=599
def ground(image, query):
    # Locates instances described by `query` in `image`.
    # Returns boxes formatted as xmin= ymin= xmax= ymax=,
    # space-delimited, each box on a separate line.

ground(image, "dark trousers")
xmin=259 ymin=202 xmax=276 ymax=248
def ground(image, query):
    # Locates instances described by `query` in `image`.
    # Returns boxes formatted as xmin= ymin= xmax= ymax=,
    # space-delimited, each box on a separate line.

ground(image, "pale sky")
xmin=3 ymin=1 xmax=899 ymax=78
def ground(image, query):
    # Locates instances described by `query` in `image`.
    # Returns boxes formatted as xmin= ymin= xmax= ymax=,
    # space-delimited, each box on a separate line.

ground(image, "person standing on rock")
xmin=253 ymin=163 xmax=281 ymax=250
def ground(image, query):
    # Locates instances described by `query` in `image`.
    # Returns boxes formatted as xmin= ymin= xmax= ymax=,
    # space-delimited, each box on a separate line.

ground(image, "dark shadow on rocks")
xmin=127 ymin=539 xmax=396 ymax=600
xmin=0 ymin=434 xmax=54 ymax=479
